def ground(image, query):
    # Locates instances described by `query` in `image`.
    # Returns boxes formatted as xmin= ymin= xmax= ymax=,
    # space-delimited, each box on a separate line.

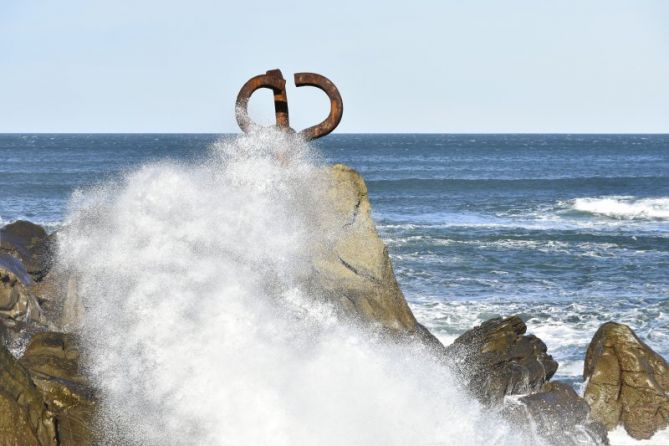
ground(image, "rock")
xmin=583 ymin=322 xmax=669 ymax=440
xmin=312 ymin=164 xmax=442 ymax=348
xmin=0 ymin=340 xmax=56 ymax=445
xmin=20 ymin=332 xmax=96 ymax=446
xmin=31 ymin=271 xmax=82 ymax=332
xmin=0 ymin=253 xmax=46 ymax=332
xmin=444 ymin=316 xmax=558 ymax=404
xmin=0 ymin=221 xmax=53 ymax=282
xmin=504 ymin=381 xmax=608 ymax=445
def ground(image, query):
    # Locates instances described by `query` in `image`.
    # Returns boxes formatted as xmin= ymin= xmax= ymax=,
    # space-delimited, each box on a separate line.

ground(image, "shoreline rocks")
xmin=20 ymin=332 xmax=96 ymax=446
xmin=445 ymin=316 xmax=608 ymax=445
xmin=0 ymin=341 xmax=57 ymax=445
xmin=1 ymin=165 xmax=666 ymax=445
xmin=584 ymin=321 xmax=669 ymax=440
xmin=444 ymin=316 xmax=558 ymax=404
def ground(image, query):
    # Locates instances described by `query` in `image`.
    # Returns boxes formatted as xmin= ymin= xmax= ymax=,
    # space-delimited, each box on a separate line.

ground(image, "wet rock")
xmin=444 ymin=316 xmax=558 ymax=404
xmin=0 ymin=220 xmax=53 ymax=282
xmin=0 ymin=340 xmax=57 ymax=445
xmin=504 ymin=381 xmax=608 ymax=445
xmin=583 ymin=322 xmax=669 ymax=440
xmin=20 ymin=332 xmax=96 ymax=446
xmin=313 ymin=164 xmax=441 ymax=347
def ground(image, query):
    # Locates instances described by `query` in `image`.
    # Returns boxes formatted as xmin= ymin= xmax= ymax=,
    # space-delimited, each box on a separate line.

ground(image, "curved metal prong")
xmin=294 ymin=72 xmax=343 ymax=141
xmin=235 ymin=69 xmax=291 ymax=133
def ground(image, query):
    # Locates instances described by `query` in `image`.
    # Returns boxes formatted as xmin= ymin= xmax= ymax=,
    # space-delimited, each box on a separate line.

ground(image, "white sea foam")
xmin=570 ymin=196 xmax=669 ymax=220
xmin=609 ymin=426 xmax=669 ymax=445
xmin=57 ymin=130 xmax=540 ymax=446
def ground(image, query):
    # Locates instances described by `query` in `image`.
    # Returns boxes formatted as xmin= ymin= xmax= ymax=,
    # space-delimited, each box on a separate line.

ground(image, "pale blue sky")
xmin=1 ymin=0 xmax=668 ymax=133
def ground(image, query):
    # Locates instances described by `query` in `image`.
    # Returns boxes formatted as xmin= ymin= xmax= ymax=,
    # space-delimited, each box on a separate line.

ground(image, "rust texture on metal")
xmin=235 ymin=68 xmax=343 ymax=140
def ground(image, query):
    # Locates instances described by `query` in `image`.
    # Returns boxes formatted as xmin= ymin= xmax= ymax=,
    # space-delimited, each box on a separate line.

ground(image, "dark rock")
xmin=444 ymin=316 xmax=558 ymax=404
xmin=583 ymin=322 xmax=669 ymax=440
xmin=504 ymin=381 xmax=608 ymax=445
xmin=0 ymin=221 xmax=53 ymax=282
xmin=20 ymin=332 xmax=96 ymax=446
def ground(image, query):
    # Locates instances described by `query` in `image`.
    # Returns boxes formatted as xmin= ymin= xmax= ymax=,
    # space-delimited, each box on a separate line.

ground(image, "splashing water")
xmin=58 ymin=131 xmax=542 ymax=445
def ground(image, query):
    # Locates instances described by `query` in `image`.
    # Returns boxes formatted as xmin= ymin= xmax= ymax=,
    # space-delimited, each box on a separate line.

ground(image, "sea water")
xmin=1 ymin=133 xmax=668 ymax=444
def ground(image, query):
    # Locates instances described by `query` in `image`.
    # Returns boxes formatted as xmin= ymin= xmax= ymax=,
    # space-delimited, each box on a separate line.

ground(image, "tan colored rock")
xmin=20 ymin=332 xmax=96 ymax=446
xmin=312 ymin=164 xmax=440 ymax=346
xmin=584 ymin=322 xmax=669 ymax=440
xmin=0 ymin=341 xmax=56 ymax=446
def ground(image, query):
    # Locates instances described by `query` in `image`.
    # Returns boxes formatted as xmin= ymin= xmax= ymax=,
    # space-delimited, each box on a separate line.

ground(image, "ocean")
xmin=1 ymin=132 xmax=668 ymax=395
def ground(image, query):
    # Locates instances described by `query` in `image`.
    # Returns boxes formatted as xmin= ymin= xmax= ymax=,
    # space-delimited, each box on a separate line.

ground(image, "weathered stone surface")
xmin=312 ymin=164 xmax=441 ymax=347
xmin=444 ymin=316 xmax=558 ymax=404
xmin=0 ymin=221 xmax=53 ymax=282
xmin=504 ymin=381 xmax=608 ymax=445
xmin=0 ymin=253 xmax=45 ymax=329
xmin=0 ymin=341 xmax=56 ymax=445
xmin=29 ymin=268 xmax=82 ymax=332
xmin=20 ymin=332 xmax=96 ymax=446
xmin=584 ymin=322 xmax=669 ymax=440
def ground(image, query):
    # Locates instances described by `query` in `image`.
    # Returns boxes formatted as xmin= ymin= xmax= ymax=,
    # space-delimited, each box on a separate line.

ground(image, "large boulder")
xmin=19 ymin=332 xmax=96 ymax=446
xmin=0 ymin=220 xmax=53 ymax=282
xmin=444 ymin=316 xmax=558 ymax=404
xmin=583 ymin=322 xmax=669 ymax=440
xmin=312 ymin=164 xmax=440 ymax=347
xmin=0 ymin=341 xmax=56 ymax=445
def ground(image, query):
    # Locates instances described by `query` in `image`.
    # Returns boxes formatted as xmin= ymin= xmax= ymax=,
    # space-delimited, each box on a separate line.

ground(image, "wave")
xmin=569 ymin=196 xmax=669 ymax=220
xmin=56 ymin=130 xmax=538 ymax=446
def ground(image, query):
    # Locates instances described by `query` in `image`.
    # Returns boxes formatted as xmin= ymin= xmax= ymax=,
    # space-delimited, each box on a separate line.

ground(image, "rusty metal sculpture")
xmin=235 ymin=69 xmax=343 ymax=140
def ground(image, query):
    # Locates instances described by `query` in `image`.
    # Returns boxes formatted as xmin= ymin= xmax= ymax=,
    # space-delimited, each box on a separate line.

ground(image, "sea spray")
xmin=57 ymin=130 xmax=542 ymax=445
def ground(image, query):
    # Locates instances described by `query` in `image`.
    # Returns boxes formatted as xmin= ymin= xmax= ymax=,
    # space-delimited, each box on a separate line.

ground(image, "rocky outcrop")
xmin=444 ymin=316 xmax=558 ymax=404
xmin=446 ymin=317 xmax=609 ymax=444
xmin=584 ymin=322 xmax=669 ymax=440
xmin=0 ymin=341 xmax=56 ymax=445
xmin=20 ymin=332 xmax=96 ymax=446
xmin=313 ymin=164 xmax=441 ymax=347
xmin=0 ymin=221 xmax=95 ymax=444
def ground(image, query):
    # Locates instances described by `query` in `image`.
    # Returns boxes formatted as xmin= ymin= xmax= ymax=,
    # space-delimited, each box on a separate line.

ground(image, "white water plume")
xmin=58 ymin=130 xmax=541 ymax=445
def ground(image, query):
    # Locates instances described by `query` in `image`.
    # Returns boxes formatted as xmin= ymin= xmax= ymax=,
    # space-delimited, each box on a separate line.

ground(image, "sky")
xmin=1 ymin=0 xmax=668 ymax=133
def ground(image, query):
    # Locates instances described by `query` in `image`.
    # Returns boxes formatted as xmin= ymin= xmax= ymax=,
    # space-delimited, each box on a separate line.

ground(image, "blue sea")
xmin=1 ymin=133 xmax=668 ymax=389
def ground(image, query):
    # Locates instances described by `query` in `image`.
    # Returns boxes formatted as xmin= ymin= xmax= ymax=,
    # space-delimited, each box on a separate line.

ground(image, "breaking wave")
xmin=57 ymin=131 xmax=537 ymax=446
xmin=569 ymin=196 xmax=669 ymax=220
